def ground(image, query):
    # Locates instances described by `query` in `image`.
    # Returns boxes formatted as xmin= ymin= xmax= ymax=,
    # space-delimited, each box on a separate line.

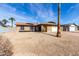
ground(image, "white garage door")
xmin=52 ymin=27 xmax=57 ymax=32
xmin=69 ymin=26 xmax=75 ymax=31
xmin=47 ymin=26 xmax=57 ymax=32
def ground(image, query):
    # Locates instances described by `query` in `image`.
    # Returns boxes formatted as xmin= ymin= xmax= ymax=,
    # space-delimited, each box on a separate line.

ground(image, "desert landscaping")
xmin=0 ymin=31 xmax=79 ymax=56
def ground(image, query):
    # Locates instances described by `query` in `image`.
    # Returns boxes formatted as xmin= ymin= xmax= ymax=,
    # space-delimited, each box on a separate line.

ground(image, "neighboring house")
xmin=63 ymin=23 xmax=78 ymax=31
xmin=0 ymin=21 xmax=6 ymax=27
xmin=16 ymin=22 xmax=60 ymax=32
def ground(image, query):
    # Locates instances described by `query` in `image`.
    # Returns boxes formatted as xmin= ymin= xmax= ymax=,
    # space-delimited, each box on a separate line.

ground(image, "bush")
xmin=0 ymin=35 xmax=13 ymax=56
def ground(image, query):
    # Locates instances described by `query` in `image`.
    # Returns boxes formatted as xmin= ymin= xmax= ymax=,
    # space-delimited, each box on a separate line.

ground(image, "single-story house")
xmin=63 ymin=23 xmax=78 ymax=31
xmin=16 ymin=22 xmax=78 ymax=32
xmin=16 ymin=22 xmax=62 ymax=32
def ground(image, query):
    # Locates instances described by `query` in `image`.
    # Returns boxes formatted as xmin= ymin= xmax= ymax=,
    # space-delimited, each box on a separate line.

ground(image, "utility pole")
xmin=56 ymin=3 xmax=61 ymax=37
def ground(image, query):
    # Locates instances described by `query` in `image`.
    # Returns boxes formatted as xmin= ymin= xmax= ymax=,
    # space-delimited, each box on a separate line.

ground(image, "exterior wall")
xmin=16 ymin=25 xmax=64 ymax=32
xmin=40 ymin=25 xmax=63 ymax=32
xmin=41 ymin=25 xmax=47 ymax=32
xmin=63 ymin=26 xmax=69 ymax=31
xmin=24 ymin=26 xmax=31 ymax=31
xmin=69 ymin=25 xmax=76 ymax=31
xmin=60 ymin=26 xmax=63 ymax=31
xmin=47 ymin=26 xmax=51 ymax=32
xmin=77 ymin=26 xmax=79 ymax=30
xmin=16 ymin=26 xmax=31 ymax=32
xmin=16 ymin=26 xmax=20 ymax=32
xmin=75 ymin=26 xmax=78 ymax=30
xmin=31 ymin=27 xmax=36 ymax=32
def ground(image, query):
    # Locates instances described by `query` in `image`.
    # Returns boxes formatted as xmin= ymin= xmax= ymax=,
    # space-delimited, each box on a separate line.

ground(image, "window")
xmin=20 ymin=26 xmax=24 ymax=30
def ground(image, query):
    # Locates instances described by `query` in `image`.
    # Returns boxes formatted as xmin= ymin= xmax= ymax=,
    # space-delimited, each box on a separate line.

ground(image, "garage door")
xmin=69 ymin=26 xmax=75 ymax=31
xmin=47 ymin=26 xmax=57 ymax=32
xmin=52 ymin=27 xmax=57 ymax=32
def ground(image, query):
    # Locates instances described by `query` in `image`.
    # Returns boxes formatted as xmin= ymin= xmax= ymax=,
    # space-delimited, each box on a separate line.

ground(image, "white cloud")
xmin=67 ymin=4 xmax=79 ymax=13
xmin=64 ymin=4 xmax=79 ymax=24
xmin=29 ymin=4 xmax=57 ymax=23
xmin=0 ymin=4 xmax=36 ymax=22
xmin=0 ymin=3 xmax=57 ymax=25
xmin=0 ymin=4 xmax=17 ymax=13
xmin=72 ymin=17 xmax=79 ymax=22
xmin=67 ymin=6 xmax=74 ymax=13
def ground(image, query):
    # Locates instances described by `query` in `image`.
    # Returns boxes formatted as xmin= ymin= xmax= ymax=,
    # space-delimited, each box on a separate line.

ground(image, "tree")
xmin=56 ymin=3 xmax=61 ymax=37
xmin=9 ymin=17 xmax=15 ymax=27
xmin=2 ymin=19 xmax=8 ymax=25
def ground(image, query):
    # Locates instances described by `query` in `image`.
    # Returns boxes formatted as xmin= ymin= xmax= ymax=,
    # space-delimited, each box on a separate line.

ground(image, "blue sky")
xmin=0 ymin=3 xmax=79 ymax=25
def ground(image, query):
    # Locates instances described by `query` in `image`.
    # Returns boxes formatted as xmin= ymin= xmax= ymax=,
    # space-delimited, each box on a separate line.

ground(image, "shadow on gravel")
xmin=0 ymin=35 xmax=13 ymax=56
xmin=37 ymin=32 xmax=56 ymax=37
xmin=70 ymin=32 xmax=79 ymax=33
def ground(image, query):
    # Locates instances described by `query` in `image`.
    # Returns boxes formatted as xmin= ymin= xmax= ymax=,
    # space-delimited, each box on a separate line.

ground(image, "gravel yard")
xmin=2 ymin=31 xmax=79 ymax=56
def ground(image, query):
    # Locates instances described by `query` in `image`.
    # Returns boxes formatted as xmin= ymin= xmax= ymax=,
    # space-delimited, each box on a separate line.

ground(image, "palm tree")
xmin=2 ymin=19 xmax=8 ymax=25
xmin=56 ymin=3 xmax=61 ymax=37
xmin=9 ymin=17 xmax=15 ymax=27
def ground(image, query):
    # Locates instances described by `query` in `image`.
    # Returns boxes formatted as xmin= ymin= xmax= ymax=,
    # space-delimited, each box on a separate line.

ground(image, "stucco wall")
xmin=16 ymin=26 xmax=31 ymax=32
xmin=41 ymin=25 xmax=47 ymax=32
xmin=60 ymin=27 xmax=63 ymax=31
xmin=24 ymin=26 xmax=31 ymax=31
xmin=47 ymin=26 xmax=52 ymax=32
xmin=16 ymin=26 xmax=20 ymax=32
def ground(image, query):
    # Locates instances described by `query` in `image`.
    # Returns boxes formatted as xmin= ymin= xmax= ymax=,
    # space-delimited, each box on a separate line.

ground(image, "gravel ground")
xmin=2 ymin=31 xmax=79 ymax=56
xmin=0 ymin=35 xmax=13 ymax=56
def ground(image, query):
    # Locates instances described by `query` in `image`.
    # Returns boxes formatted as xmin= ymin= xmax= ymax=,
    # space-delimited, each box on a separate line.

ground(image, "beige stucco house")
xmin=15 ymin=22 xmax=63 ymax=32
